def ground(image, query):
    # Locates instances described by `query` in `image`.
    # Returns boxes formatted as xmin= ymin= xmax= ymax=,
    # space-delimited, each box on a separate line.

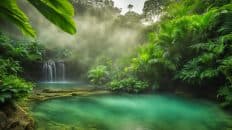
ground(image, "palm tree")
xmin=0 ymin=0 xmax=77 ymax=37
xmin=128 ymin=4 xmax=134 ymax=12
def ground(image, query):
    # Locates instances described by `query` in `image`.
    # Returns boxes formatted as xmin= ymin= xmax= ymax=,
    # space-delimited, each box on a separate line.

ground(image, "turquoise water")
xmin=32 ymin=94 xmax=232 ymax=130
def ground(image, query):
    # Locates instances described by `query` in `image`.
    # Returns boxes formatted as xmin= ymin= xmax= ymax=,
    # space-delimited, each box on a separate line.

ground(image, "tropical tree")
xmin=0 ymin=0 xmax=77 ymax=37
xmin=143 ymin=0 xmax=170 ymax=15
xmin=128 ymin=4 xmax=134 ymax=12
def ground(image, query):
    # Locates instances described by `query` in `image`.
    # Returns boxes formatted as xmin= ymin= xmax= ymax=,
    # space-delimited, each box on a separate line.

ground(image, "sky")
xmin=112 ymin=0 xmax=146 ymax=14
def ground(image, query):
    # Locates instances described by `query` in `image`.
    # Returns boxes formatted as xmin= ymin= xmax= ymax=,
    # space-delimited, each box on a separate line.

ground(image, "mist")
xmin=17 ymin=0 xmax=146 ymax=79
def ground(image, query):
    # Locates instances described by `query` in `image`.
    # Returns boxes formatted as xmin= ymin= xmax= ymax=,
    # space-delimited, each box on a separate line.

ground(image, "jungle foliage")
xmin=0 ymin=32 xmax=43 ymax=103
xmin=88 ymin=65 xmax=110 ymax=85
xmin=88 ymin=0 xmax=232 ymax=106
xmin=0 ymin=0 xmax=77 ymax=104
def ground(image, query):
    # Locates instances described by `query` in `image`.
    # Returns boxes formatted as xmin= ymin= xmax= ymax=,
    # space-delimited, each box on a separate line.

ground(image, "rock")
xmin=0 ymin=111 xmax=7 ymax=129
xmin=7 ymin=121 xmax=21 ymax=130
xmin=25 ymin=124 xmax=34 ymax=130
xmin=0 ymin=103 xmax=35 ymax=130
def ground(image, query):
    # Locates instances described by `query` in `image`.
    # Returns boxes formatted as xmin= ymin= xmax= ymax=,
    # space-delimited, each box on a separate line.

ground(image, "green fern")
xmin=88 ymin=65 xmax=110 ymax=85
xmin=0 ymin=75 xmax=34 ymax=103
xmin=218 ymin=86 xmax=232 ymax=107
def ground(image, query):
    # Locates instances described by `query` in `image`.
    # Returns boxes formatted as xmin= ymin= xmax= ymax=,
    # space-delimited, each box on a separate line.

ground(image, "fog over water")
xmin=16 ymin=0 xmax=146 ymax=79
xmin=32 ymin=93 xmax=232 ymax=130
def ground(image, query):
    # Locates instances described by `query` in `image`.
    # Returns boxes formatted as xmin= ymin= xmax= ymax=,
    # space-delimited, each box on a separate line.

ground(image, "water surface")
xmin=32 ymin=94 xmax=232 ymax=130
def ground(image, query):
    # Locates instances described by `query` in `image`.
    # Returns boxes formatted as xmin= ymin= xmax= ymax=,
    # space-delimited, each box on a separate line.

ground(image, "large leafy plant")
xmin=88 ymin=65 xmax=110 ymax=85
xmin=0 ymin=33 xmax=44 ymax=104
xmin=109 ymin=77 xmax=149 ymax=93
xmin=0 ymin=75 xmax=34 ymax=103
xmin=0 ymin=32 xmax=44 ymax=61
xmin=0 ymin=59 xmax=22 ymax=76
xmin=0 ymin=0 xmax=76 ymax=37
xmin=0 ymin=58 xmax=33 ymax=103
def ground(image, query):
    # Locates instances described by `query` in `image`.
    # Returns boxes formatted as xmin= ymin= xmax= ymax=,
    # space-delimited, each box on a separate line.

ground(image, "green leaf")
xmin=0 ymin=0 xmax=36 ymax=37
xmin=45 ymin=0 xmax=74 ymax=16
xmin=28 ymin=0 xmax=77 ymax=34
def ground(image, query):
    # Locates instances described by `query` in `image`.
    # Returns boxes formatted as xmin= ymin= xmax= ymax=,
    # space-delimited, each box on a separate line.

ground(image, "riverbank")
xmin=0 ymin=102 xmax=34 ymax=130
xmin=30 ymin=87 xmax=110 ymax=101
xmin=31 ymin=92 xmax=232 ymax=130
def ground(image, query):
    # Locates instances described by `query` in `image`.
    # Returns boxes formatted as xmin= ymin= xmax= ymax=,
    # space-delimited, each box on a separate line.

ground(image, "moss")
xmin=30 ymin=88 xmax=110 ymax=101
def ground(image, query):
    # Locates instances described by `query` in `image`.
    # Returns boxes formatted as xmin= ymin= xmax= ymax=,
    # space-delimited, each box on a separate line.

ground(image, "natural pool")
xmin=31 ymin=85 xmax=232 ymax=130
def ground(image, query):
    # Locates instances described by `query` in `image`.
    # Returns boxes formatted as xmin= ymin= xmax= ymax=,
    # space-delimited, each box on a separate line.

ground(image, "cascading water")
xmin=57 ymin=61 xmax=65 ymax=81
xmin=43 ymin=60 xmax=65 ymax=82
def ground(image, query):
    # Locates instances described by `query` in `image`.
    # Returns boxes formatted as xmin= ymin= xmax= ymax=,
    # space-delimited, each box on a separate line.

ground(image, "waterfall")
xmin=57 ymin=61 xmax=65 ymax=81
xmin=43 ymin=60 xmax=65 ymax=82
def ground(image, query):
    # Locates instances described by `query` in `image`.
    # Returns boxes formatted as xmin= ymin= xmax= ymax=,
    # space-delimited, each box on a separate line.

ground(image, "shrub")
xmin=0 ymin=58 xmax=22 ymax=75
xmin=217 ymin=86 xmax=232 ymax=107
xmin=0 ymin=75 xmax=34 ymax=103
xmin=87 ymin=65 xmax=109 ymax=85
xmin=0 ymin=32 xmax=44 ymax=62
xmin=0 ymin=33 xmax=42 ymax=104
xmin=108 ymin=77 xmax=149 ymax=93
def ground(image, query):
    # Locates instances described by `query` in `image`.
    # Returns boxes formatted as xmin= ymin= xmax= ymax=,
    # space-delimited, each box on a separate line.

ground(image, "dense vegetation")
xmin=0 ymin=0 xmax=232 ymax=123
xmin=0 ymin=0 xmax=76 ymax=104
xmin=0 ymin=32 xmax=44 ymax=103
xmin=88 ymin=0 xmax=232 ymax=107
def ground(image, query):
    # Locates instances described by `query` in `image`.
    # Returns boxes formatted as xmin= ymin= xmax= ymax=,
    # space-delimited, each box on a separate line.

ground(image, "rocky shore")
xmin=30 ymin=87 xmax=110 ymax=101
xmin=0 ymin=102 xmax=34 ymax=130
xmin=0 ymin=86 xmax=110 ymax=130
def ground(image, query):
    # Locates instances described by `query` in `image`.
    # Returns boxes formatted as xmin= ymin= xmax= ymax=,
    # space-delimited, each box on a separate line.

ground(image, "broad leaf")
xmin=28 ymin=0 xmax=77 ymax=34
xmin=0 ymin=0 xmax=36 ymax=37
